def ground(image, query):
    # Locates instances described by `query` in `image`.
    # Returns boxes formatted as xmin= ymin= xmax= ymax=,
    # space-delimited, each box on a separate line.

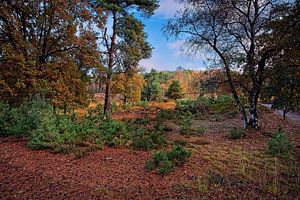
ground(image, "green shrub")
xmin=98 ymin=119 xmax=131 ymax=147
xmin=28 ymin=109 xmax=62 ymax=150
xmin=167 ymin=145 xmax=192 ymax=166
xmin=1 ymin=96 xmax=52 ymax=137
xmin=197 ymin=125 xmax=205 ymax=135
xmin=228 ymin=127 xmax=245 ymax=140
xmin=145 ymin=146 xmax=191 ymax=175
xmin=212 ymin=113 xmax=222 ymax=121
xmin=132 ymin=129 xmax=165 ymax=150
xmin=197 ymin=95 xmax=237 ymax=116
xmin=0 ymin=102 xmax=12 ymax=136
xmin=85 ymin=103 xmax=105 ymax=123
xmin=176 ymin=99 xmax=196 ymax=114
xmin=157 ymin=109 xmax=175 ymax=120
xmin=133 ymin=118 xmax=150 ymax=125
xmin=132 ymin=129 xmax=153 ymax=150
xmin=149 ymin=131 xmax=166 ymax=147
xmin=268 ymin=129 xmax=293 ymax=159
xmin=28 ymin=110 xmax=106 ymax=153
xmin=139 ymin=101 xmax=149 ymax=109
xmin=154 ymin=122 xmax=164 ymax=131
xmin=180 ymin=112 xmax=193 ymax=134
xmin=158 ymin=159 xmax=174 ymax=174
xmin=145 ymin=151 xmax=174 ymax=175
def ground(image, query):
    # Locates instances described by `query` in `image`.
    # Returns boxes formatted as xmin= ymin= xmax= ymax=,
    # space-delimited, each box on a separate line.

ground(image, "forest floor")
xmin=1 ymin=102 xmax=300 ymax=200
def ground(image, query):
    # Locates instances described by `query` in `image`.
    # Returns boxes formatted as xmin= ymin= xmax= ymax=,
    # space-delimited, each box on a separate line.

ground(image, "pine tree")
xmin=166 ymin=80 xmax=184 ymax=100
xmin=88 ymin=0 xmax=158 ymax=114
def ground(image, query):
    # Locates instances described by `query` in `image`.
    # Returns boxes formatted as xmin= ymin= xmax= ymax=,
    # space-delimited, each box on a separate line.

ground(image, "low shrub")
xmin=28 ymin=111 xmax=98 ymax=153
xmin=85 ymin=103 xmax=105 ymax=123
xmin=154 ymin=122 xmax=164 ymax=132
xmin=198 ymin=95 xmax=237 ymax=116
xmin=228 ymin=127 xmax=245 ymax=140
xmin=197 ymin=125 xmax=205 ymax=135
xmin=145 ymin=145 xmax=191 ymax=175
xmin=139 ymin=101 xmax=149 ymax=109
xmin=267 ymin=128 xmax=293 ymax=159
xmin=28 ymin=110 xmax=65 ymax=151
xmin=132 ymin=129 xmax=154 ymax=150
xmin=167 ymin=145 xmax=192 ymax=166
xmin=29 ymin=112 xmax=132 ymax=153
xmin=212 ymin=113 xmax=222 ymax=122
xmin=145 ymin=151 xmax=174 ymax=174
xmin=0 ymin=96 xmax=52 ymax=137
xmin=132 ymin=129 xmax=165 ymax=150
xmin=0 ymin=102 xmax=13 ymax=136
xmin=98 ymin=119 xmax=131 ymax=147
xmin=180 ymin=112 xmax=193 ymax=134
xmin=133 ymin=118 xmax=151 ymax=125
xmin=176 ymin=99 xmax=197 ymax=114
xmin=157 ymin=109 xmax=175 ymax=120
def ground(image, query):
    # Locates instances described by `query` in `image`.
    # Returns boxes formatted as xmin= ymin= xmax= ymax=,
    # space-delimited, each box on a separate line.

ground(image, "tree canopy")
xmin=164 ymin=0 xmax=298 ymax=129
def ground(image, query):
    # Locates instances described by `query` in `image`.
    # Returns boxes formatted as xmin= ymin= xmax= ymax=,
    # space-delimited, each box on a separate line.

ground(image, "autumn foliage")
xmin=0 ymin=0 xmax=101 ymax=109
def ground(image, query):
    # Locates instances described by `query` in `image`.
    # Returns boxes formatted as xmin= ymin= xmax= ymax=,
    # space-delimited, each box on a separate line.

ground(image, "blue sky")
xmin=138 ymin=0 xmax=206 ymax=72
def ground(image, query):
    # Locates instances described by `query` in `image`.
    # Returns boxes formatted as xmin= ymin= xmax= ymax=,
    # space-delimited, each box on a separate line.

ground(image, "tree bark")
xmin=283 ymin=109 xmax=286 ymax=120
xmin=248 ymin=54 xmax=268 ymax=129
xmin=104 ymin=11 xmax=117 ymax=115
xmin=248 ymin=88 xmax=259 ymax=129
xmin=225 ymin=65 xmax=248 ymax=129
xmin=213 ymin=47 xmax=248 ymax=129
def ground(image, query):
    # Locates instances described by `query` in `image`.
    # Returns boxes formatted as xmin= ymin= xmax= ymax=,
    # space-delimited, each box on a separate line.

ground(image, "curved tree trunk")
xmin=213 ymin=47 xmax=248 ymax=129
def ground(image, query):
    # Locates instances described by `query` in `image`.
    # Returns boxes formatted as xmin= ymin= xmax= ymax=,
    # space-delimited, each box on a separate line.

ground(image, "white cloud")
xmin=168 ymin=40 xmax=184 ymax=50
xmin=167 ymin=40 xmax=208 ymax=62
xmin=155 ymin=0 xmax=183 ymax=18
xmin=140 ymin=58 xmax=162 ymax=72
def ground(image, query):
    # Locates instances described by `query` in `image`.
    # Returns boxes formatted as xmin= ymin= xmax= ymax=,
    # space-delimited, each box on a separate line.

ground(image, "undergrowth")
xmin=145 ymin=145 xmax=191 ymax=174
xmin=267 ymin=128 xmax=293 ymax=159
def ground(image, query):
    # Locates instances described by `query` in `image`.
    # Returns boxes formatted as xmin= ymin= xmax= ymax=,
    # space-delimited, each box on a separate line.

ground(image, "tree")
xmin=112 ymin=72 xmax=144 ymax=104
xmin=164 ymin=0 xmax=294 ymax=129
xmin=166 ymin=80 xmax=184 ymax=100
xmin=112 ymin=15 xmax=152 ymax=104
xmin=88 ymin=0 xmax=158 ymax=114
xmin=142 ymin=69 xmax=162 ymax=101
xmin=0 ymin=0 xmax=100 ymax=109
xmin=262 ymin=2 xmax=300 ymax=119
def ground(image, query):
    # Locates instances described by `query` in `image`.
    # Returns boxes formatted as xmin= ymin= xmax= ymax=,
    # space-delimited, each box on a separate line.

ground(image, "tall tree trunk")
xmin=104 ymin=80 xmax=111 ymax=114
xmin=248 ymin=54 xmax=267 ymax=129
xmin=213 ymin=47 xmax=248 ymax=129
xmin=104 ymin=11 xmax=117 ymax=115
xmin=123 ymin=95 xmax=127 ymax=105
xmin=248 ymin=88 xmax=259 ymax=129
xmin=225 ymin=66 xmax=248 ymax=129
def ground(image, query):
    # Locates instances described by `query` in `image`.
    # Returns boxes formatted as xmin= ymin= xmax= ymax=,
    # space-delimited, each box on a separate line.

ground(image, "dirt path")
xmin=261 ymin=103 xmax=300 ymax=123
